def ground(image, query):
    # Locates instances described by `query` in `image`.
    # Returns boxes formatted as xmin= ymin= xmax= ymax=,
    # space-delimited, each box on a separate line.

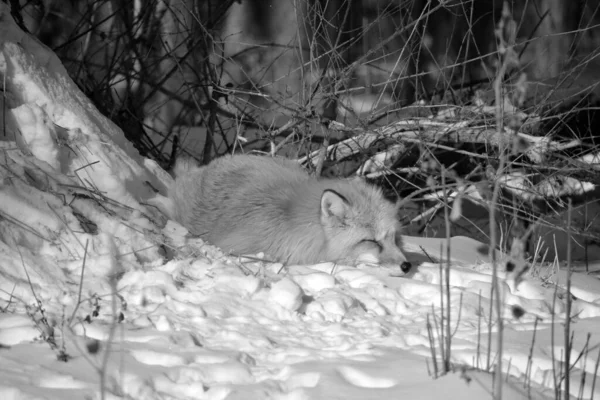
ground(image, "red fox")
xmin=170 ymin=154 xmax=411 ymax=273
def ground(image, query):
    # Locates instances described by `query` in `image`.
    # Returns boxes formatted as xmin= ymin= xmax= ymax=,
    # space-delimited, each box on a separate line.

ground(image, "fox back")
xmin=170 ymin=155 xmax=410 ymax=269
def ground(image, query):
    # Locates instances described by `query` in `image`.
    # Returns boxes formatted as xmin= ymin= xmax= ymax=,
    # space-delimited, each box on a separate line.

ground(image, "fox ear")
xmin=320 ymin=190 xmax=350 ymax=222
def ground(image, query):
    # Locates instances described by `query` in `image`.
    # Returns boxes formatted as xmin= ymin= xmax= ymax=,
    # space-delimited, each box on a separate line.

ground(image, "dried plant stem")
xmin=590 ymin=347 xmax=600 ymax=400
xmin=476 ymin=290 xmax=482 ymax=370
xmin=68 ymin=240 xmax=89 ymax=325
xmin=490 ymin=52 xmax=507 ymax=400
xmin=442 ymin=168 xmax=452 ymax=372
xmin=551 ymin=277 xmax=560 ymax=399
xmin=427 ymin=314 xmax=439 ymax=378
xmin=564 ymin=198 xmax=573 ymax=400
xmin=525 ymin=317 xmax=539 ymax=396
xmin=438 ymin=250 xmax=446 ymax=368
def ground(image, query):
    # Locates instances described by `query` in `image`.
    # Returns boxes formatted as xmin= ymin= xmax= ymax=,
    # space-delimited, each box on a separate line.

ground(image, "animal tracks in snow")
xmin=2 ymin=250 xmax=600 ymax=399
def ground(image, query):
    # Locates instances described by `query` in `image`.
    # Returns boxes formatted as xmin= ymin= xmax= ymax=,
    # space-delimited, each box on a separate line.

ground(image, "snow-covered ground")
xmin=2 ymin=3 xmax=600 ymax=400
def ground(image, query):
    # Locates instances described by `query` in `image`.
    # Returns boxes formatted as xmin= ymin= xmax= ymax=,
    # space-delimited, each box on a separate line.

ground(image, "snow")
xmin=1 ymin=3 xmax=600 ymax=400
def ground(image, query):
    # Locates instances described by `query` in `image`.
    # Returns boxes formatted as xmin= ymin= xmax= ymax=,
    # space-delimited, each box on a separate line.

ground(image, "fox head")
xmin=319 ymin=187 xmax=411 ymax=274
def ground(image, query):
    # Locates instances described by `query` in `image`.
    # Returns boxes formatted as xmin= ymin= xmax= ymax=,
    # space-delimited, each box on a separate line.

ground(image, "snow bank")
xmin=0 ymin=3 xmax=166 ymax=208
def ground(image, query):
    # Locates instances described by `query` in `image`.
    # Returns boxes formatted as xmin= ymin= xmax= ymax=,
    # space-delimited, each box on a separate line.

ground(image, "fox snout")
xmin=400 ymin=261 xmax=412 ymax=273
xmin=378 ymin=248 xmax=412 ymax=274
xmin=356 ymin=252 xmax=412 ymax=274
xmin=389 ymin=260 xmax=412 ymax=274
xmin=353 ymin=243 xmax=412 ymax=274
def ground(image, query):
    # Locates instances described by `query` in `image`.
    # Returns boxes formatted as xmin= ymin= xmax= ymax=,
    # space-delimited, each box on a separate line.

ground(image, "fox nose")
xmin=400 ymin=261 xmax=412 ymax=273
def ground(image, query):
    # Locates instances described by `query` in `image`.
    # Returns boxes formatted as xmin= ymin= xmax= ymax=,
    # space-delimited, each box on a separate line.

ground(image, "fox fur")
xmin=170 ymin=154 xmax=410 ymax=270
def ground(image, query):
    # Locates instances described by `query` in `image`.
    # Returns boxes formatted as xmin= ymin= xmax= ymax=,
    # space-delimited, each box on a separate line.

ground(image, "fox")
xmin=169 ymin=154 xmax=411 ymax=273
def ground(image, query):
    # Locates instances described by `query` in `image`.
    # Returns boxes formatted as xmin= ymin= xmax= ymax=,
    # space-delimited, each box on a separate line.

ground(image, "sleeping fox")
xmin=170 ymin=154 xmax=411 ymax=273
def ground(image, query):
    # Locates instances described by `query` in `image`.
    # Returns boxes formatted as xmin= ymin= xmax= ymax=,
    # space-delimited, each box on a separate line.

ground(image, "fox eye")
xmin=361 ymin=239 xmax=382 ymax=249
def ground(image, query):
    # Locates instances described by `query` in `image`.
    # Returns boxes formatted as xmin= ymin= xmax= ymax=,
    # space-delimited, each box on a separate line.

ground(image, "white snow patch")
xmin=337 ymin=365 xmax=397 ymax=388
xmin=269 ymin=278 xmax=304 ymax=312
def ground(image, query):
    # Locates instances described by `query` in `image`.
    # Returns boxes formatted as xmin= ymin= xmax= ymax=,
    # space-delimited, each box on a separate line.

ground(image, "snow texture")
xmin=1 ymin=3 xmax=600 ymax=400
